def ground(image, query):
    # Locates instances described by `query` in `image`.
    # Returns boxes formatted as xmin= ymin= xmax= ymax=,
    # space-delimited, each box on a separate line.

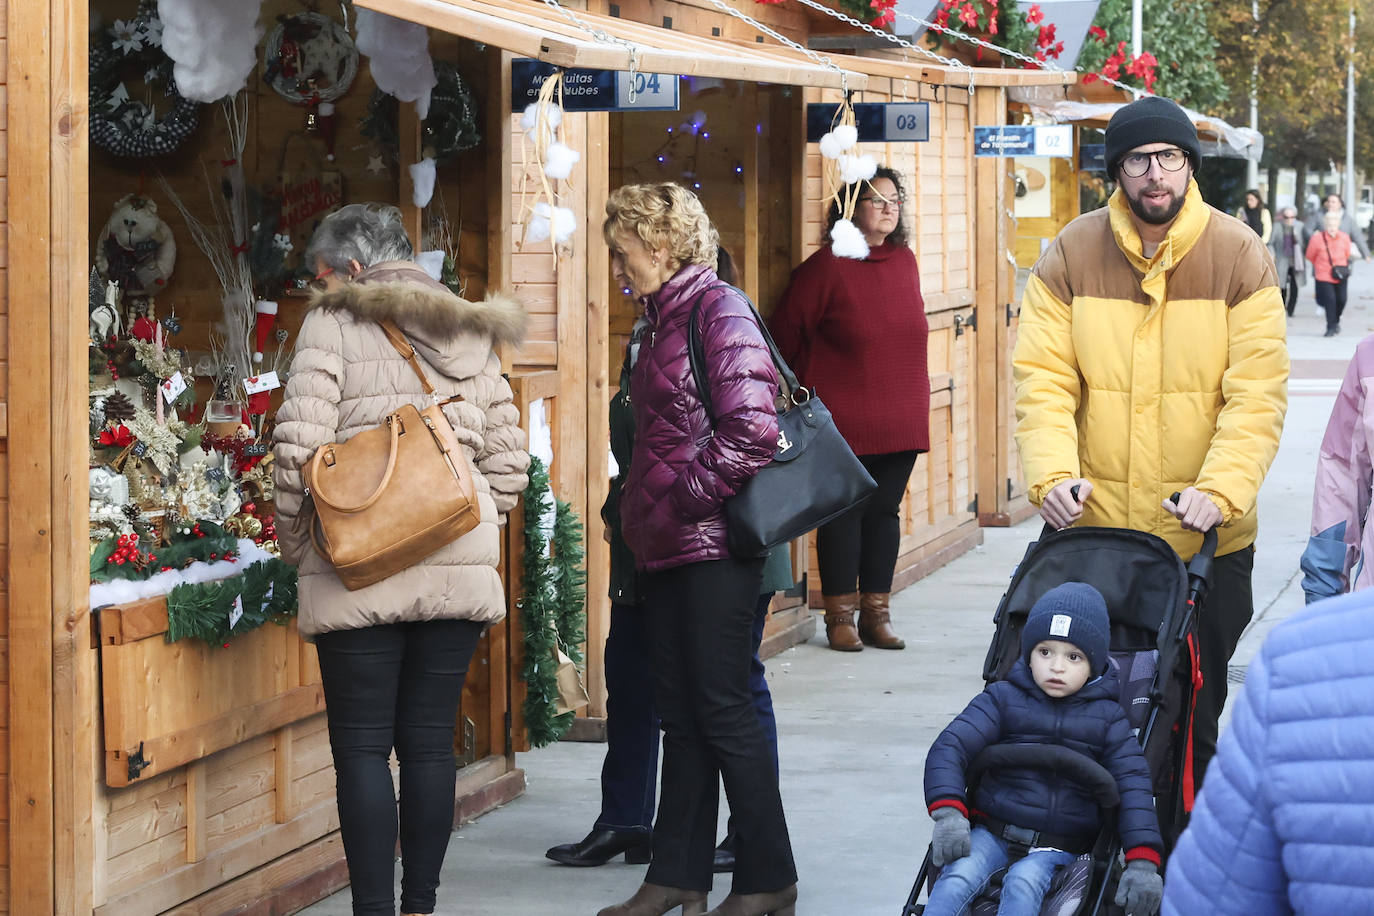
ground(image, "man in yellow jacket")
xmin=1013 ymin=96 xmax=1289 ymax=789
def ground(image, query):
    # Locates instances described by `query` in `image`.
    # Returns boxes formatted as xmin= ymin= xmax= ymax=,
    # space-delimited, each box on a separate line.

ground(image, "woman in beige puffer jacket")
xmin=272 ymin=203 xmax=529 ymax=916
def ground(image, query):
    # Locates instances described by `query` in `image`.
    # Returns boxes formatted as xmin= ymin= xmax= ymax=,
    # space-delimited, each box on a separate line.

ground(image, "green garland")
xmin=90 ymin=521 xmax=239 ymax=582
xmin=165 ymin=558 xmax=298 ymax=647
xmin=520 ymin=457 xmax=588 ymax=747
xmin=360 ymin=60 xmax=481 ymax=165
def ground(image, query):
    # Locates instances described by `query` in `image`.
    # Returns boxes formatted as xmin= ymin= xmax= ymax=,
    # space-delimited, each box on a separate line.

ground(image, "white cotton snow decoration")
xmin=839 ymin=153 xmax=878 ymax=184
xmin=416 ymin=250 xmax=447 ymax=281
xmin=830 ymin=218 xmax=870 ymax=260
xmin=88 ymin=539 xmax=278 ymax=608
xmin=551 ymin=205 xmax=577 ymax=244
xmin=527 ymin=203 xmax=554 ymax=243
xmin=543 ymin=142 xmax=581 ymax=180
xmin=355 ymin=9 xmax=436 ymax=119
xmin=530 ymin=202 xmax=576 ymax=245
xmin=832 ymin=124 xmax=859 ymax=151
xmin=818 ymin=132 xmax=844 ymax=160
xmin=157 ymin=0 xmax=265 ymax=102
xmin=409 ymin=156 xmax=436 ymax=208
xmin=521 ymin=102 xmax=563 ymax=131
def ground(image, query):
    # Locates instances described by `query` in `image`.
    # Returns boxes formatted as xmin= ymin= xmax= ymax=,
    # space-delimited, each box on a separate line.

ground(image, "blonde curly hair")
xmin=603 ymin=182 xmax=718 ymax=268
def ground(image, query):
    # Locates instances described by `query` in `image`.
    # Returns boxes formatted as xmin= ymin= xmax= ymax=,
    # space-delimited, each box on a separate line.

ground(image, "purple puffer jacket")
xmin=620 ymin=263 xmax=780 ymax=572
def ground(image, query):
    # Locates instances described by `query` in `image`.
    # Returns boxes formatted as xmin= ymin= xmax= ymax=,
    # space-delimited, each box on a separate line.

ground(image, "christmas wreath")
xmin=89 ymin=0 xmax=200 ymax=158
xmin=263 ymin=11 xmax=360 ymax=106
xmin=361 ymin=60 xmax=481 ymax=165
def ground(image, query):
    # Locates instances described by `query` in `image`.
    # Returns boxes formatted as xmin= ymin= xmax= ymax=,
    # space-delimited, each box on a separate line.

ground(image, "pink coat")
xmin=1306 ymin=229 xmax=1353 ymax=284
xmin=1300 ymin=334 xmax=1374 ymax=601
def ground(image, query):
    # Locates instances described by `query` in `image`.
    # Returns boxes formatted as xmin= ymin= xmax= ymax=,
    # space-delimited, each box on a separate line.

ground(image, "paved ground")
xmin=301 ymin=265 xmax=1374 ymax=915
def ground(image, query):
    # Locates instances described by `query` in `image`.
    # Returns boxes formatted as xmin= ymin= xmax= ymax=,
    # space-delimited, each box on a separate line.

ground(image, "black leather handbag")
xmin=689 ymin=286 xmax=877 ymax=557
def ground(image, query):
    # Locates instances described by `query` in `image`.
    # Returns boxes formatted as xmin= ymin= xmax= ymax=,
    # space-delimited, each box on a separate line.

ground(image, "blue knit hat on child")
xmin=1021 ymin=582 xmax=1111 ymax=675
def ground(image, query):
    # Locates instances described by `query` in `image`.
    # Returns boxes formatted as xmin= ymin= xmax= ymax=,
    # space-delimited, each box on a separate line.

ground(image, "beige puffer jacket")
xmin=272 ymin=261 xmax=530 ymax=638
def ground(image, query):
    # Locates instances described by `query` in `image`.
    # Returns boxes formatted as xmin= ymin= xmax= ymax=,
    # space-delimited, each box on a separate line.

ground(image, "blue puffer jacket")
xmin=924 ymin=660 xmax=1162 ymax=863
xmin=1162 ymin=590 xmax=1374 ymax=915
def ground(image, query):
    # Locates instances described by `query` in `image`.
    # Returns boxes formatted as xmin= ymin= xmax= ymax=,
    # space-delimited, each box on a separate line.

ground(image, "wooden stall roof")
xmin=356 ymin=0 xmax=867 ymax=89
xmin=839 ymin=51 xmax=1078 ymax=87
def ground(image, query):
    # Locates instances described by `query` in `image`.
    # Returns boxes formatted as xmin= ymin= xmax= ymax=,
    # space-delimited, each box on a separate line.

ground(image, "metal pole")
xmin=1347 ymin=2 xmax=1358 ymax=208
xmin=1247 ymin=0 xmax=1260 ymax=187
xmin=1131 ymin=0 xmax=1142 ymax=57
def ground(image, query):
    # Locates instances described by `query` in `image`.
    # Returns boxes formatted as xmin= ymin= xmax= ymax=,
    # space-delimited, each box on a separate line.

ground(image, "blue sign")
xmin=807 ymin=103 xmax=929 ymax=143
xmin=511 ymin=59 xmax=679 ymax=112
xmin=1080 ymin=143 xmax=1106 ymax=170
xmin=975 ymin=125 xmax=1074 ymax=157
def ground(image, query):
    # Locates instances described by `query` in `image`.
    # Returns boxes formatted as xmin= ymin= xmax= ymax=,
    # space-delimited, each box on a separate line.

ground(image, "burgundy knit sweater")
xmin=769 ymin=242 xmax=930 ymax=456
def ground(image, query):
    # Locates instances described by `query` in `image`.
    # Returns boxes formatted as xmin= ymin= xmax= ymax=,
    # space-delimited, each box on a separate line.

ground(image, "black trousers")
xmin=1192 ymin=546 xmax=1255 ymax=789
xmin=1283 ymin=267 xmax=1300 ymax=316
xmin=817 ymin=450 xmax=920 ymax=595
xmin=315 ymin=618 xmax=484 ymax=916
xmin=642 ymin=558 xmax=796 ymax=895
xmin=1315 ymin=278 xmax=1349 ymax=329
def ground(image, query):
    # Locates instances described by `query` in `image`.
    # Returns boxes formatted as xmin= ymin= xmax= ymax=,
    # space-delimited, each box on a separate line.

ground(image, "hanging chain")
xmin=539 ymin=0 xmax=642 ymax=101
xmin=698 ymin=0 xmax=852 ymax=90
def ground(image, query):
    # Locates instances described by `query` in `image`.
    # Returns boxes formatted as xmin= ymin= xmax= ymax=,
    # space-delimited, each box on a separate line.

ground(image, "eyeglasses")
xmin=1119 ymin=148 xmax=1189 ymax=179
xmin=858 ymin=195 xmax=904 ymax=211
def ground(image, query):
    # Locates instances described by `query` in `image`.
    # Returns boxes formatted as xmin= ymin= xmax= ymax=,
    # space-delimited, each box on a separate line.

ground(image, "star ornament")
xmin=366 ymin=153 xmax=387 ymax=175
xmin=273 ymin=233 xmax=294 ymax=253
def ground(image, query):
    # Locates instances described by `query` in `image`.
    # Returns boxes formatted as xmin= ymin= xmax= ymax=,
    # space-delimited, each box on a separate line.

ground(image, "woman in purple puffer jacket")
xmin=597 ymin=183 xmax=797 ymax=916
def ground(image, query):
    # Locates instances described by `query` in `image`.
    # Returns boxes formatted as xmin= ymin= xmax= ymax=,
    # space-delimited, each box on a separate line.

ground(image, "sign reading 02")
xmin=806 ymin=103 xmax=930 ymax=143
xmin=510 ymin=59 xmax=680 ymax=112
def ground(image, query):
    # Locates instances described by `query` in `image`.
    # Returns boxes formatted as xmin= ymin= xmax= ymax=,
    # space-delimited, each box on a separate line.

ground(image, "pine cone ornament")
xmin=104 ymin=391 xmax=136 ymax=422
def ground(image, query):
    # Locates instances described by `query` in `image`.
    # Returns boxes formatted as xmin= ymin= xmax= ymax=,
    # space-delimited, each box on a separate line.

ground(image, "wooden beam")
xmin=488 ymin=48 xmax=514 ymax=371
xmin=744 ymin=86 xmax=761 ymax=304
xmin=275 ymin=725 xmax=296 ymax=823
xmin=972 ymin=86 xmax=1008 ymax=525
xmin=583 ymin=110 xmax=611 ymax=717
xmin=184 ymin=761 xmax=207 ymax=863
xmin=7 ymin=0 xmax=57 ymax=909
xmin=51 ymin=0 xmax=93 ymax=909
xmin=398 ymin=100 xmax=424 ymax=249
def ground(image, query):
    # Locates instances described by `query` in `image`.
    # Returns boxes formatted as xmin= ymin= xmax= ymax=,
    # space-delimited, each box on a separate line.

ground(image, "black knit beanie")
xmin=1104 ymin=96 xmax=1200 ymax=178
xmin=1021 ymin=582 xmax=1111 ymax=675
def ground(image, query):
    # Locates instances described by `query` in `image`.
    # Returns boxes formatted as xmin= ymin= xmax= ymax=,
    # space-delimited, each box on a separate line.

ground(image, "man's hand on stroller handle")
xmin=1041 ymin=479 xmax=1093 ymax=530
xmin=1162 ymin=487 xmax=1222 ymax=533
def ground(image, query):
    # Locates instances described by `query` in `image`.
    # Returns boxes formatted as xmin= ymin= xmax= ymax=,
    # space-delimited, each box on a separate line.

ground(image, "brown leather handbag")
xmin=304 ymin=319 xmax=480 ymax=590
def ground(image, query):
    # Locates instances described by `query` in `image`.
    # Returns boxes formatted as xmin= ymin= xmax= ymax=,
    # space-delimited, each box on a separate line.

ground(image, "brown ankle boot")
xmin=704 ymin=883 xmax=797 ymax=915
xmin=858 ymin=592 xmax=905 ymax=649
xmin=823 ymin=592 xmax=864 ymax=651
xmin=598 ymin=882 xmax=708 ymax=916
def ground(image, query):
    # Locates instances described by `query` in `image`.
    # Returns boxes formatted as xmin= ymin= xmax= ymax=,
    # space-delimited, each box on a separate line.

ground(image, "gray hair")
xmin=304 ymin=203 xmax=414 ymax=271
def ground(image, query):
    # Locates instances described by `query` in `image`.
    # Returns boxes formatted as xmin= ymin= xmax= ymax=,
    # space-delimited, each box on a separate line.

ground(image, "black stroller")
xmin=903 ymin=518 xmax=1217 ymax=916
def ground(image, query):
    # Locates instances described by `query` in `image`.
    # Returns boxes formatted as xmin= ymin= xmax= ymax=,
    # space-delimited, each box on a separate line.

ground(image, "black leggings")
xmin=816 ymin=450 xmax=920 ymax=595
xmin=315 ymin=618 xmax=484 ymax=916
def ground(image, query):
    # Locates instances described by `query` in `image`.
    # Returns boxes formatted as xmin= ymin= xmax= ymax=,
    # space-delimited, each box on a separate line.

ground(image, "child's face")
xmin=1029 ymin=639 xmax=1093 ymax=698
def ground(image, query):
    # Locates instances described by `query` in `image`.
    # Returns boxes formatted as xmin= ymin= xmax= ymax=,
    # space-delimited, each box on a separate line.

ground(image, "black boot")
xmin=713 ymin=827 xmax=736 ymax=873
xmin=546 ymin=828 xmax=652 ymax=867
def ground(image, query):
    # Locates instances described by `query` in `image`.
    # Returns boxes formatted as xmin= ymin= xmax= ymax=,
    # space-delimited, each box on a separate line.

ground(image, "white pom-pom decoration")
xmin=521 ymin=102 xmax=563 ymax=131
xmin=409 ymin=156 xmax=436 ymax=208
xmin=830 ymin=219 xmax=870 ymax=260
xmin=416 ymin=250 xmax=446 ymax=281
xmin=839 ymin=153 xmax=878 ymax=184
xmin=818 ymin=132 xmax=843 ymax=160
xmin=528 ymin=202 xmax=553 ymax=243
xmin=543 ymin=142 xmax=581 ymax=180
xmin=551 ymin=205 xmax=577 ymax=244
xmin=832 ymin=124 xmax=859 ymax=151
xmin=529 ymin=202 xmax=576 ymax=245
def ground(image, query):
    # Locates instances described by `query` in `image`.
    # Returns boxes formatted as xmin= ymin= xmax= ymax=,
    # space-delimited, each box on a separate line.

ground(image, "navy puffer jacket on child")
xmin=924 ymin=660 xmax=1163 ymax=864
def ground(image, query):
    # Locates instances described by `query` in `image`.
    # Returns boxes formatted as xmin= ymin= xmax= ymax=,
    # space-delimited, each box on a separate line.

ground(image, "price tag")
xmin=131 ymin=441 xmax=148 ymax=458
xmin=242 ymin=371 xmax=281 ymax=395
xmin=206 ymin=467 xmax=226 ymax=484
xmin=161 ymin=371 xmax=187 ymax=404
xmin=229 ymin=594 xmax=244 ymax=629
xmin=1034 ymin=125 xmax=1073 ymax=157
xmin=882 ymin=103 xmax=930 ymax=142
xmin=243 ymin=442 xmax=269 ymax=457
xmin=616 ymin=71 xmax=679 ymax=110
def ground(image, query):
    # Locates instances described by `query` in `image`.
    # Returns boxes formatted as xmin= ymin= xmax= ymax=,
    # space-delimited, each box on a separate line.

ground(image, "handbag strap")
xmin=377 ymin=318 xmax=437 ymax=396
xmin=686 ymin=284 xmax=800 ymax=425
xmin=1321 ymin=231 xmax=1348 ymax=269
xmin=308 ymin=409 xmax=405 ymax=512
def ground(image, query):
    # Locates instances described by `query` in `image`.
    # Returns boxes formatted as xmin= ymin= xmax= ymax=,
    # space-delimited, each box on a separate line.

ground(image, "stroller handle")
xmin=968 ymin=743 xmax=1120 ymax=808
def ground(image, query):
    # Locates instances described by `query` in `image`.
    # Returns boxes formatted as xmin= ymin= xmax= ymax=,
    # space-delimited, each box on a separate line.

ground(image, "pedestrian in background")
xmin=598 ymin=183 xmax=796 ymax=916
xmin=274 ymin=203 xmax=531 ymax=916
xmin=1237 ymin=189 xmax=1271 ymax=243
xmin=1268 ymin=206 xmax=1305 ymax=317
xmin=769 ymin=166 xmax=930 ymax=653
xmin=1306 ymin=210 xmax=1355 ymax=336
xmin=1300 ymin=333 xmax=1374 ymax=602
xmin=1013 ymin=96 xmax=1288 ymax=791
xmin=1304 ymin=192 xmax=1369 ymax=260
xmin=1161 ymin=589 xmax=1374 ymax=915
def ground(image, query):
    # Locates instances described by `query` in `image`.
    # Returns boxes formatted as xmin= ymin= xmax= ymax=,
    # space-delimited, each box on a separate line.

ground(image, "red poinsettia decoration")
xmin=870 ymin=0 xmax=897 ymax=28
xmin=930 ymin=0 xmax=1062 ymax=66
xmin=1082 ymin=36 xmax=1158 ymax=92
xmin=98 ymin=424 xmax=135 ymax=448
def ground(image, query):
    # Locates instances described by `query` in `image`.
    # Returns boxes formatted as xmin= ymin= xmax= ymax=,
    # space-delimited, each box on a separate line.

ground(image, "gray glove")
xmin=1114 ymin=860 xmax=1163 ymax=916
xmin=930 ymin=807 xmax=971 ymax=866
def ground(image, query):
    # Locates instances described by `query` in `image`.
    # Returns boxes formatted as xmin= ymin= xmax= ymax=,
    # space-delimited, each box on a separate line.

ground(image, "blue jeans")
xmin=924 ymin=826 xmax=1076 ymax=916
xmin=595 ymin=594 xmax=778 ymax=834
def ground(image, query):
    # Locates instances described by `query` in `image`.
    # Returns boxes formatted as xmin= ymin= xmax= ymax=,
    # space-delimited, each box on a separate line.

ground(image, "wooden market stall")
xmin=2 ymin=0 xmax=1071 ymax=912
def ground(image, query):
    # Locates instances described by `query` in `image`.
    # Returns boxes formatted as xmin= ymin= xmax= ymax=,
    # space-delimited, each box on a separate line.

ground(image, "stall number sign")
xmin=974 ymin=125 xmax=1073 ymax=157
xmin=806 ymin=103 xmax=930 ymax=143
xmin=511 ymin=59 xmax=679 ymax=112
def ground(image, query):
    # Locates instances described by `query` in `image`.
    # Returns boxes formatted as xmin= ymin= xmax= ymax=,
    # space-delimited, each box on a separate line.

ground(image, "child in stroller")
xmin=922 ymin=583 xmax=1164 ymax=916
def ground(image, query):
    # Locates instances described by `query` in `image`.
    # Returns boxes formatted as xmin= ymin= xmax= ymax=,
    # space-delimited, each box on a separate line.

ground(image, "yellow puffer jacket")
xmin=1014 ymin=182 xmax=1289 ymax=559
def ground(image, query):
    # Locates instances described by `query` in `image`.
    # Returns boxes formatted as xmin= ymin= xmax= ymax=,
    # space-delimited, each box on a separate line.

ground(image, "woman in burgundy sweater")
xmin=769 ymin=166 xmax=931 ymax=652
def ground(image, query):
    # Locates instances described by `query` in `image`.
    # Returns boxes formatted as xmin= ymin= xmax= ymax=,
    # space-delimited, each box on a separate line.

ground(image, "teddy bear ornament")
xmin=94 ymin=193 xmax=177 ymax=296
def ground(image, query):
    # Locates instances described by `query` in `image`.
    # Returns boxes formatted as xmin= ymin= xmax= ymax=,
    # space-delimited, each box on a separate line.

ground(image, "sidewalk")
xmin=300 ymin=266 xmax=1371 ymax=916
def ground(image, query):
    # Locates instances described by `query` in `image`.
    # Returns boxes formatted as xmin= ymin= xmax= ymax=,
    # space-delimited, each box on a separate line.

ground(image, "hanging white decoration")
xmin=518 ymin=72 xmax=581 ymax=257
xmin=355 ymin=8 xmax=436 ymax=119
xmin=157 ymin=0 xmax=265 ymax=103
xmin=409 ymin=156 xmax=437 ymax=208
xmin=829 ymin=218 xmax=870 ymax=260
xmin=543 ymin=142 xmax=581 ymax=180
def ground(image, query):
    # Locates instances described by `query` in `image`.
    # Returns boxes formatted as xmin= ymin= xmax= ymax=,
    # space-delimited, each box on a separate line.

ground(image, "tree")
xmin=1077 ymin=0 xmax=1228 ymax=109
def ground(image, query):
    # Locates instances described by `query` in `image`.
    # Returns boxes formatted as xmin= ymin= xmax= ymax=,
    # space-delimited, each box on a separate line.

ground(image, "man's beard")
xmin=1125 ymin=183 xmax=1186 ymax=225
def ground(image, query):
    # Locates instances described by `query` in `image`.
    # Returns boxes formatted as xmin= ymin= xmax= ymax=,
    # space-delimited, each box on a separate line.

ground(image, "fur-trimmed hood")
xmin=311 ymin=260 xmax=526 ymax=378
